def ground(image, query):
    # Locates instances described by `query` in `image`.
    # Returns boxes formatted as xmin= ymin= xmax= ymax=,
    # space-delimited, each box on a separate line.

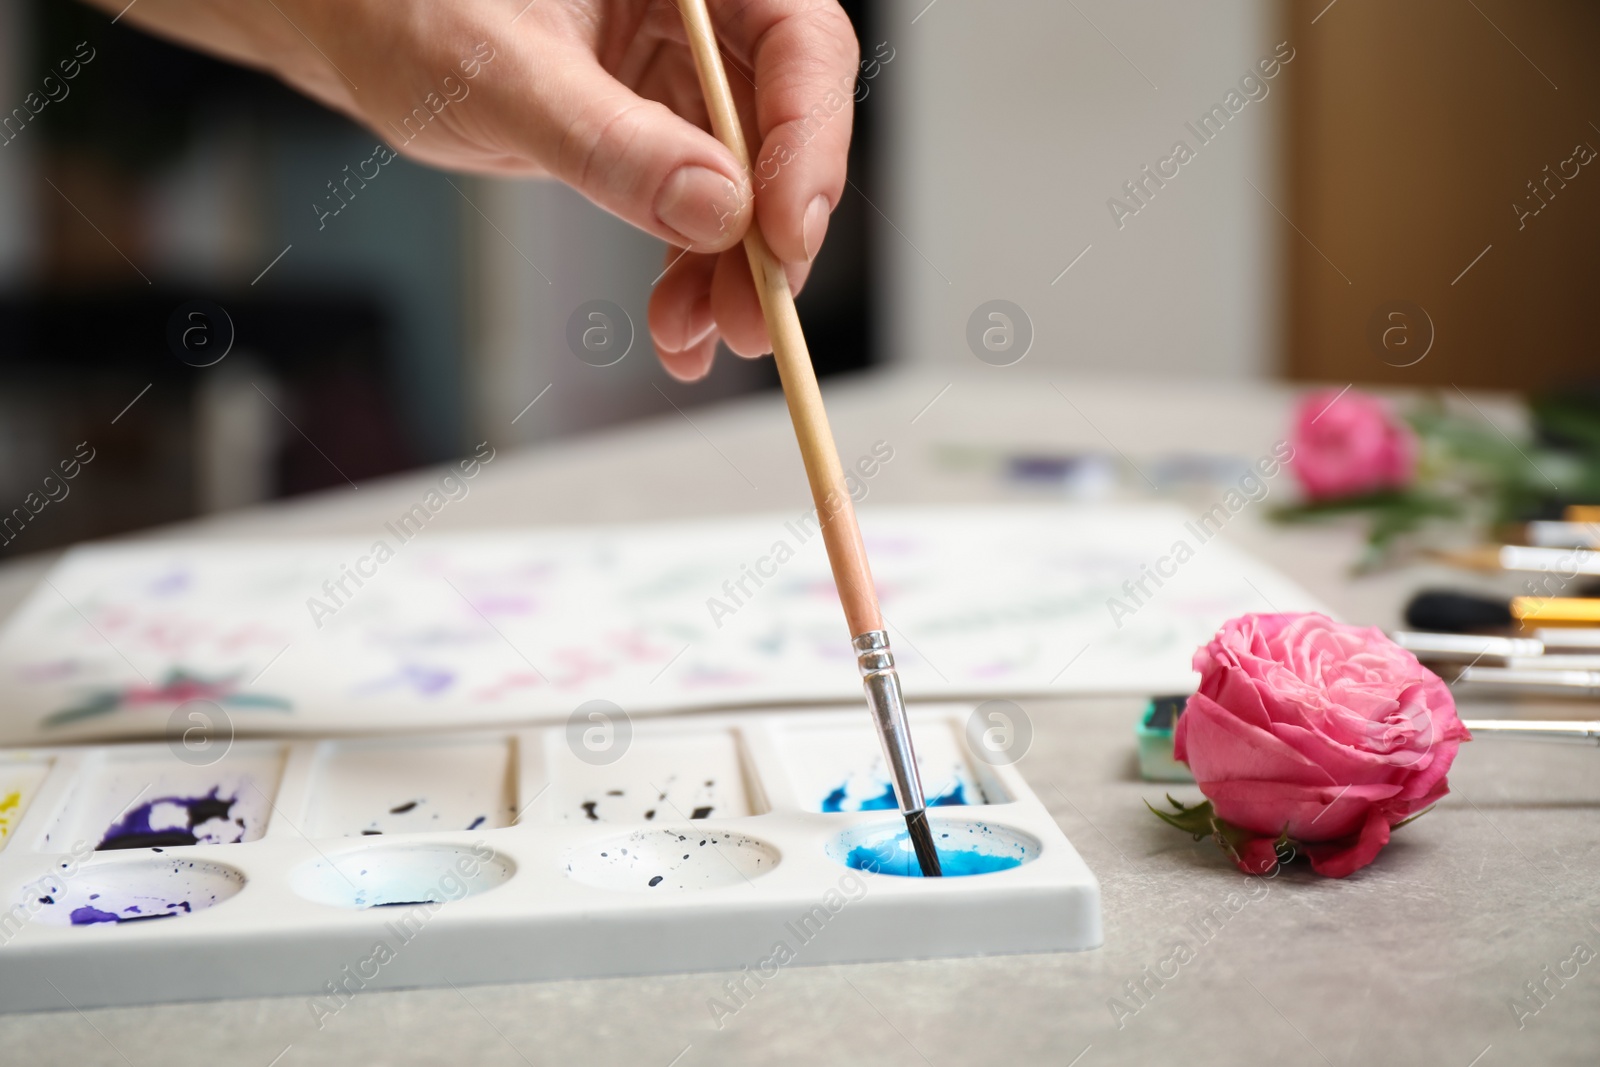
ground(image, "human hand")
xmin=90 ymin=0 xmax=859 ymax=380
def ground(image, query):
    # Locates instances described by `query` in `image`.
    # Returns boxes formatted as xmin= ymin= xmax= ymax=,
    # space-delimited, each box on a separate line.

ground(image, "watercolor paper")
xmin=0 ymin=505 xmax=1328 ymax=744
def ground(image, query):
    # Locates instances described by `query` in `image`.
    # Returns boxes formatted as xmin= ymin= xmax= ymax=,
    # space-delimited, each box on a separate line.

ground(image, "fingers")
xmin=650 ymin=244 xmax=813 ymax=372
xmin=710 ymin=248 xmax=814 ymax=357
xmin=711 ymin=249 xmax=769 ymax=357
xmin=503 ymin=39 xmax=754 ymax=252
xmin=649 ymin=248 xmax=724 ymax=382
xmin=649 ymin=250 xmax=718 ymax=354
xmin=713 ymin=0 xmax=859 ymax=264
xmin=658 ymin=333 xmax=719 ymax=382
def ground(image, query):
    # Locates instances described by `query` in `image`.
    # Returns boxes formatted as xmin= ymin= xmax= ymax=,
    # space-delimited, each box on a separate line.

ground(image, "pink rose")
xmin=1289 ymin=388 xmax=1417 ymax=500
xmin=1173 ymin=612 xmax=1469 ymax=877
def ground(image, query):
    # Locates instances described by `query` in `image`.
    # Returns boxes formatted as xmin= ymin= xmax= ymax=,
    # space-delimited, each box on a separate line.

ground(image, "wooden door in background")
xmin=1285 ymin=0 xmax=1600 ymax=390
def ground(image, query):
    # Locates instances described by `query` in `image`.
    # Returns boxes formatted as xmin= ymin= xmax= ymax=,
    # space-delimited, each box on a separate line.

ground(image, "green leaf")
xmin=1145 ymin=796 xmax=1217 ymax=838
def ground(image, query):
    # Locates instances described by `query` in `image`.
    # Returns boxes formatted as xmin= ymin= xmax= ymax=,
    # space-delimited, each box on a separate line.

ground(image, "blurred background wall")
xmin=0 ymin=0 xmax=1595 ymax=555
xmin=881 ymin=0 xmax=1282 ymax=379
xmin=1285 ymin=0 xmax=1600 ymax=392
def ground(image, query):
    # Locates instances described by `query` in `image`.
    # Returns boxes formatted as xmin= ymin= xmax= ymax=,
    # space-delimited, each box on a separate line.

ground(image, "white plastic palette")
xmin=0 ymin=705 xmax=1101 ymax=1012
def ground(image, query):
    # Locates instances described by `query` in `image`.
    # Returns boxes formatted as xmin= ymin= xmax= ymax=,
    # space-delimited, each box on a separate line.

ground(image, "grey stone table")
xmin=0 ymin=369 xmax=1594 ymax=1066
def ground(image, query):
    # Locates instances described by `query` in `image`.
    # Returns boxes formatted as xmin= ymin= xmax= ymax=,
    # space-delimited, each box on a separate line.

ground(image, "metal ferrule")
xmin=853 ymin=629 xmax=927 ymax=813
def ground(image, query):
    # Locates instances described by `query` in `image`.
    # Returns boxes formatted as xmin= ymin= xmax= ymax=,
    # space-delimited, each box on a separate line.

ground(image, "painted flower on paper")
xmin=1289 ymin=388 xmax=1418 ymax=501
xmin=43 ymin=669 xmax=291 ymax=728
xmin=1152 ymin=612 xmax=1470 ymax=877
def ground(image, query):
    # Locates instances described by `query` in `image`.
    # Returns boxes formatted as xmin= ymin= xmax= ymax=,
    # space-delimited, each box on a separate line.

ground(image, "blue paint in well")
xmin=842 ymin=830 xmax=1024 ymax=878
xmin=822 ymin=782 xmax=893 ymax=812
xmin=822 ymin=781 xmax=968 ymax=813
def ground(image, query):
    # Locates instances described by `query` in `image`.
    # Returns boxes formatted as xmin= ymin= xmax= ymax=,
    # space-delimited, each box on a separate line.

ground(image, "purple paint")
xmin=69 ymin=905 xmax=119 ymax=925
xmin=98 ymin=788 xmax=242 ymax=850
xmin=68 ymin=903 xmax=186 ymax=925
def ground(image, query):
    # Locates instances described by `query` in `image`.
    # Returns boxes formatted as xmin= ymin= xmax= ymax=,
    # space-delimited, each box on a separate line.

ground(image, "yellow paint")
xmin=0 ymin=790 xmax=21 ymax=841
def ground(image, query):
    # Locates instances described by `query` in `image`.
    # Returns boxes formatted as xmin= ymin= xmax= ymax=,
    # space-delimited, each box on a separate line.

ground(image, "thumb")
xmin=519 ymin=50 xmax=753 ymax=252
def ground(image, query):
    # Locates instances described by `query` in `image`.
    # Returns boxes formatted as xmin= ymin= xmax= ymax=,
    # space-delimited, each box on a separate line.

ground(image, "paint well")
xmin=44 ymin=746 xmax=283 ymax=852
xmin=827 ymin=819 xmax=1040 ymax=878
xmin=98 ymin=787 xmax=253 ymax=849
xmin=0 ymin=759 xmax=51 ymax=850
xmin=565 ymin=828 xmax=779 ymax=892
xmin=821 ymin=781 xmax=969 ymax=813
xmin=306 ymin=737 xmax=515 ymax=838
xmin=19 ymin=856 xmax=245 ymax=927
xmin=782 ymin=722 xmax=1002 ymax=813
xmin=289 ymin=843 xmax=514 ymax=909
xmin=549 ymin=729 xmax=755 ymax=823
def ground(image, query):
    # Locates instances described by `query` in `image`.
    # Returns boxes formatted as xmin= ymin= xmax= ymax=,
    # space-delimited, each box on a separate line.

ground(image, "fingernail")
xmin=663 ymin=337 xmax=717 ymax=382
xmin=684 ymin=295 xmax=717 ymax=348
xmin=655 ymin=165 xmax=742 ymax=248
xmin=802 ymin=195 xmax=830 ymax=260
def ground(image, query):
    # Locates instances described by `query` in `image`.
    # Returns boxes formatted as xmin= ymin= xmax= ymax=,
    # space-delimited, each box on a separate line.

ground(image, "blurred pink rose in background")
xmin=1174 ymin=612 xmax=1469 ymax=877
xmin=1289 ymin=388 xmax=1418 ymax=500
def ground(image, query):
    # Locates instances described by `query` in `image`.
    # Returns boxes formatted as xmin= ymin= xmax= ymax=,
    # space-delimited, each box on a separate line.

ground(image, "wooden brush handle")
xmin=675 ymin=0 xmax=883 ymax=636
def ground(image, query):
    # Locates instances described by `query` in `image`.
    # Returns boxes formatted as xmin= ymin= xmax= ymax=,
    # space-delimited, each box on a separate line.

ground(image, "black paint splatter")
xmin=580 ymin=801 xmax=600 ymax=821
xmin=389 ymin=800 xmax=419 ymax=815
xmin=691 ymin=807 xmax=713 ymax=820
xmin=648 ymin=875 xmax=664 ymax=887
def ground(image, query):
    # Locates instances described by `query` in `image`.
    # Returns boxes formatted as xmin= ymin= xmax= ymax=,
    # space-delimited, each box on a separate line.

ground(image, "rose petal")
xmin=1303 ymin=808 xmax=1392 ymax=878
xmin=1228 ymin=836 xmax=1283 ymax=876
xmin=1200 ymin=778 xmax=1400 ymax=840
xmin=1267 ymin=721 xmax=1415 ymax=785
xmin=1388 ymin=763 xmax=1454 ymax=814
xmin=1176 ymin=693 xmax=1337 ymax=788
xmin=1211 ymin=665 xmax=1275 ymax=732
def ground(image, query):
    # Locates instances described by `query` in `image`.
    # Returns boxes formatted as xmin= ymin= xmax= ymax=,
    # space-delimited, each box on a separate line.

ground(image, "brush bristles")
xmin=904 ymin=810 xmax=942 ymax=877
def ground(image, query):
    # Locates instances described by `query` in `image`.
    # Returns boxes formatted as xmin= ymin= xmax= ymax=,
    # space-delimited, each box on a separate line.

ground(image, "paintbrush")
xmin=1405 ymin=588 xmax=1600 ymax=631
xmin=1452 ymin=666 xmax=1600 ymax=696
xmin=673 ymin=0 xmax=942 ymax=876
xmin=1429 ymin=544 xmax=1600 ymax=578
xmin=1461 ymin=719 xmax=1600 ymax=743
